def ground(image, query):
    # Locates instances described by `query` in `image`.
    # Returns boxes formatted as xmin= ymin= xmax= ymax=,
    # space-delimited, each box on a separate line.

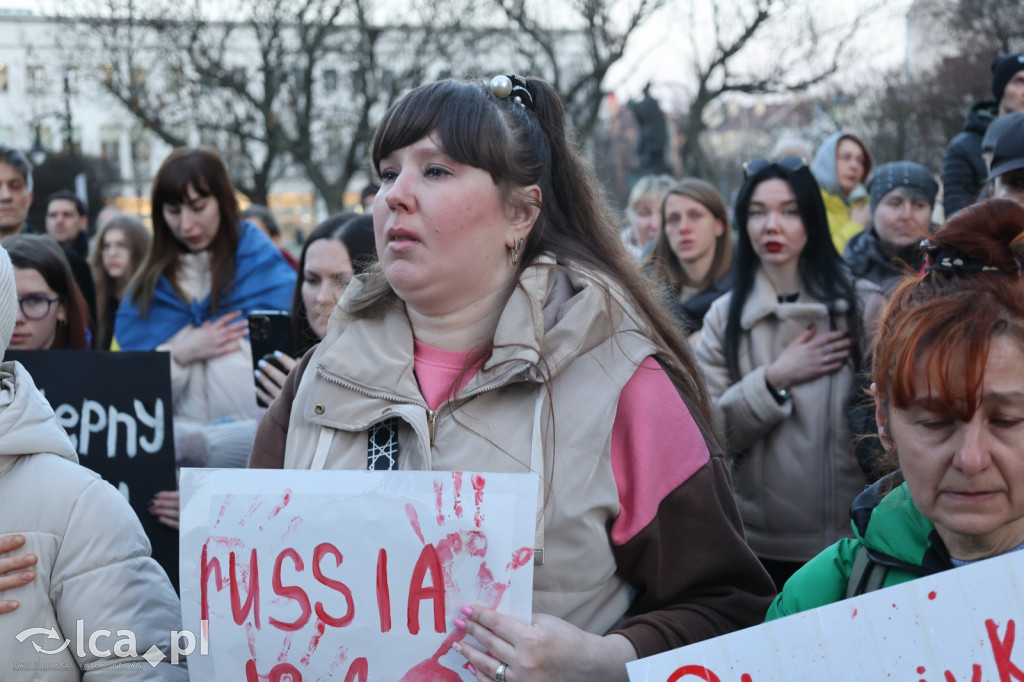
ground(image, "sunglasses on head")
xmin=742 ymin=156 xmax=809 ymax=179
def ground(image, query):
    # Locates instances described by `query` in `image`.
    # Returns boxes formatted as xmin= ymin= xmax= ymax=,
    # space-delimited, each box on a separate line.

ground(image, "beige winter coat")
xmin=282 ymin=258 xmax=657 ymax=635
xmin=696 ymin=269 xmax=885 ymax=562
xmin=0 ymin=361 xmax=187 ymax=680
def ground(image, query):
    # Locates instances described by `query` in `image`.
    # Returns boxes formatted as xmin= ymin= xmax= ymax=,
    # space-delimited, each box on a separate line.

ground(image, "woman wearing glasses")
xmin=2 ymin=234 xmax=91 ymax=350
xmin=696 ymin=156 xmax=885 ymax=589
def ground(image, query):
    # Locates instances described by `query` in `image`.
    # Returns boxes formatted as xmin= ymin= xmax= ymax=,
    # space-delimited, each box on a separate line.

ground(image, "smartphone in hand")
xmin=248 ymin=310 xmax=292 ymax=408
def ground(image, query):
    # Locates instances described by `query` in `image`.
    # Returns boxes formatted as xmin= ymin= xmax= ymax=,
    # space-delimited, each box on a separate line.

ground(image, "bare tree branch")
xmin=678 ymin=0 xmax=884 ymax=180
xmin=492 ymin=0 xmax=668 ymax=141
xmin=59 ymin=0 xmax=663 ymax=208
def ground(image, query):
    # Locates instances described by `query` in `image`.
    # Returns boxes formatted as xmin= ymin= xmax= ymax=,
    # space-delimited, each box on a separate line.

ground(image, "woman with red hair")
xmin=768 ymin=198 xmax=1024 ymax=617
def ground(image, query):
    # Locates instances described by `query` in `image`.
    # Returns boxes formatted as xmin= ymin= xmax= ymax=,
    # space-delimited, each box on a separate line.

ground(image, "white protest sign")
xmin=627 ymin=549 xmax=1024 ymax=682
xmin=180 ymin=468 xmax=537 ymax=681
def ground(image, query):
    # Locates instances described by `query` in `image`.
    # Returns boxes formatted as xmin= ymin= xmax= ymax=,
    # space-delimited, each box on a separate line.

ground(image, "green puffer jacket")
xmin=765 ymin=473 xmax=954 ymax=620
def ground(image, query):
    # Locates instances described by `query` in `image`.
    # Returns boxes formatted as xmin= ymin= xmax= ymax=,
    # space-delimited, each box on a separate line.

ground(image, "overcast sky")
xmin=3 ymin=0 xmax=916 ymax=111
xmin=607 ymin=0 xmax=916 ymax=110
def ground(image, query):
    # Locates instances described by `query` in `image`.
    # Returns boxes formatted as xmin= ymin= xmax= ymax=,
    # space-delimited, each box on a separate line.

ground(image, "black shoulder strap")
xmin=846 ymin=545 xmax=889 ymax=598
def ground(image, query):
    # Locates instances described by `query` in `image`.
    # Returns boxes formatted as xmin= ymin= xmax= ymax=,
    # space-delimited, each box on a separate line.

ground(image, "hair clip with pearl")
xmin=490 ymin=74 xmax=535 ymax=111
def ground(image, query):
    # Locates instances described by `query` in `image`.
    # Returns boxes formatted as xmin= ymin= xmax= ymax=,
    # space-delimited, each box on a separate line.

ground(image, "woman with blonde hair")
xmin=622 ymin=174 xmax=674 ymax=257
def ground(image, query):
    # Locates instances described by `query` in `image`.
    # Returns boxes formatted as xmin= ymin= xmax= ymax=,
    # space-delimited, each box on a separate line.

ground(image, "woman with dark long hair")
xmin=696 ymin=156 xmax=886 ymax=590
xmin=155 ymin=212 xmax=378 ymax=529
xmin=3 ymin=234 xmax=91 ymax=350
xmin=250 ymin=75 xmax=774 ymax=679
xmin=292 ymin=213 xmax=377 ymax=355
xmin=89 ymin=214 xmax=151 ymax=350
xmin=115 ymin=146 xmax=294 ymax=471
xmin=253 ymin=213 xmax=378 ymax=405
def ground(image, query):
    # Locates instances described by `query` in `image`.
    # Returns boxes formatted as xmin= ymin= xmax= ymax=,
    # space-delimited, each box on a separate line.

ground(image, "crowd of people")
xmin=1 ymin=52 xmax=1023 ymax=680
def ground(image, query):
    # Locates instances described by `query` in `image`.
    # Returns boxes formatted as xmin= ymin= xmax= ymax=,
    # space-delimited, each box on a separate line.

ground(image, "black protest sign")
xmin=7 ymin=350 xmax=179 ymax=590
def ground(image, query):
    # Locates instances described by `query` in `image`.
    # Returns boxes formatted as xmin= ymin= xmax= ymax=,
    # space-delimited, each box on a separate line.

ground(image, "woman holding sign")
xmin=251 ymin=76 xmax=774 ymax=680
xmin=768 ymin=198 xmax=1024 ymax=618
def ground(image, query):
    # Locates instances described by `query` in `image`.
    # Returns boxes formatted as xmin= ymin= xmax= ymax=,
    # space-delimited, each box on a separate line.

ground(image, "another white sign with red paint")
xmin=626 ymin=549 xmax=1024 ymax=682
xmin=179 ymin=468 xmax=538 ymax=681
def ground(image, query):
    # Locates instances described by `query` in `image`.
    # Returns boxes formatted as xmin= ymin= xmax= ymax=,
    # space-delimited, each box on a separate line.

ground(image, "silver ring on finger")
xmin=495 ymin=662 xmax=509 ymax=682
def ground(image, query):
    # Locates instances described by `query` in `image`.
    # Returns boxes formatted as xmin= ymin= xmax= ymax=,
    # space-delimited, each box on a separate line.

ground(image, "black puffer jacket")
xmin=844 ymin=229 xmax=927 ymax=481
xmin=666 ymin=270 xmax=734 ymax=336
xmin=941 ymin=98 xmax=997 ymax=218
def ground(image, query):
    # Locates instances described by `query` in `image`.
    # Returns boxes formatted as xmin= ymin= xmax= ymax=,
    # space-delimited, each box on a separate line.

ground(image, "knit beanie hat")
xmin=991 ymin=54 xmax=1024 ymax=103
xmin=0 ymin=245 xmax=16 ymax=364
xmin=869 ymin=162 xmax=939 ymax=213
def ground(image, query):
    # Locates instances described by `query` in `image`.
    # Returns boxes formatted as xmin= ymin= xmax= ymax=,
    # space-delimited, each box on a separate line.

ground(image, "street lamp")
xmin=26 ymin=71 xmax=87 ymax=207
xmin=26 ymin=113 xmax=67 ymax=166
xmin=28 ymin=125 xmax=46 ymax=166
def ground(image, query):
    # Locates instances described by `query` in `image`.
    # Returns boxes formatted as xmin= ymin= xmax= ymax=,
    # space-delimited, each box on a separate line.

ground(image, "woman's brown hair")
xmin=352 ymin=77 xmax=723 ymax=454
xmin=648 ymin=178 xmax=733 ymax=296
xmin=130 ymin=146 xmax=240 ymax=316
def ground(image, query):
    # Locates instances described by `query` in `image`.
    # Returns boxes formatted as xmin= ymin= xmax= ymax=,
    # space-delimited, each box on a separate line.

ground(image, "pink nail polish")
xmin=467 ymin=663 xmax=477 ymax=675
xmin=453 ymin=617 xmax=467 ymax=630
xmin=460 ymin=605 xmax=473 ymax=617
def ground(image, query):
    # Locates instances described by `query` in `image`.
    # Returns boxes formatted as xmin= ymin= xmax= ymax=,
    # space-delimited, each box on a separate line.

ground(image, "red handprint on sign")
xmin=398 ymin=472 xmax=533 ymax=681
